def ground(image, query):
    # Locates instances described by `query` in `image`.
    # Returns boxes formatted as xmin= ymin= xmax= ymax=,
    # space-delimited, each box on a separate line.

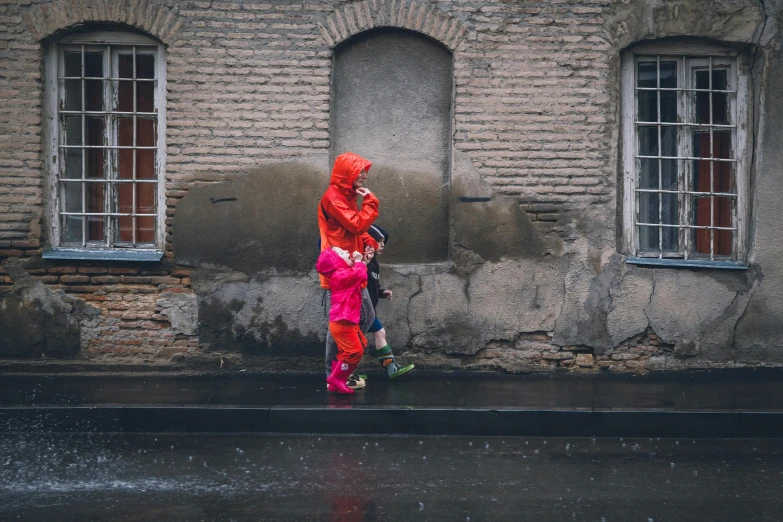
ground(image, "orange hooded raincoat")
xmin=318 ymin=152 xmax=379 ymax=289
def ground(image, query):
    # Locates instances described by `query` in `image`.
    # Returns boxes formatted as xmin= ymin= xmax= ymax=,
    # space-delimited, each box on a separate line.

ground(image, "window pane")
xmin=86 ymin=182 xmax=105 ymax=241
xmin=639 ymin=159 xmax=658 ymax=189
xmin=693 ymin=197 xmax=711 ymax=255
xmin=660 ymin=61 xmax=676 ymax=88
xmin=637 ymin=61 xmax=656 ymax=122
xmin=137 ymin=119 xmax=157 ymax=179
xmin=693 ymin=132 xmax=715 ymax=193
xmin=62 ymin=181 xmax=82 ymax=243
xmin=119 ymin=151 xmax=134 ymax=180
xmin=638 ymin=89 xmax=656 ymax=122
xmin=137 ymin=183 xmax=156 ymax=243
xmin=86 ymin=116 xmax=104 ymax=146
xmin=84 ymin=52 xmax=104 ymax=111
xmin=638 ymin=126 xmax=657 ymax=156
xmin=637 ymin=61 xmax=657 ymax=88
xmin=639 ymin=191 xmax=659 ymax=225
xmin=661 ymin=126 xmax=676 ymax=157
xmin=712 ymin=130 xmax=732 ymax=160
xmin=118 ymin=118 xmax=133 ymax=147
xmin=714 ymin=131 xmax=734 ymax=197
xmin=712 ymin=70 xmax=729 ymax=125
xmin=661 ymin=159 xmax=678 ymax=190
xmin=694 ymin=70 xmax=709 ymax=124
xmin=118 ymin=118 xmax=134 ymax=180
xmin=65 ymin=116 xmax=82 ymax=145
xmin=137 ymin=54 xmax=155 ymax=112
xmin=714 ymin=197 xmax=733 ymax=256
xmin=64 ymin=51 xmax=81 ymax=77
xmin=660 ymin=61 xmax=677 ymax=123
xmin=65 ymin=79 xmax=81 ymax=111
xmin=137 ymin=81 xmax=155 ymax=112
xmin=137 ymin=150 xmax=156 ymax=179
xmin=84 ymin=52 xmax=102 ymax=77
xmin=136 ymin=216 xmax=156 ymax=243
xmin=638 ymin=225 xmax=659 ymax=252
xmin=117 ymin=183 xmax=135 ymax=241
xmin=118 ymin=53 xmax=133 ymax=112
xmin=85 ymin=79 xmax=103 ymax=111
xmin=86 ymin=117 xmax=105 ymax=179
xmin=661 ymin=193 xmax=678 ymax=251
xmin=118 ymin=79 xmax=133 ymax=112
xmin=137 ymin=54 xmax=155 ymax=79
xmin=64 ymin=148 xmax=82 ymax=179
xmin=137 ymin=118 xmax=157 ymax=147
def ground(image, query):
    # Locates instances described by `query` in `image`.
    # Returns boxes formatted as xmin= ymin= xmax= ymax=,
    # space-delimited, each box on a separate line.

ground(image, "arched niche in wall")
xmin=332 ymin=28 xmax=452 ymax=263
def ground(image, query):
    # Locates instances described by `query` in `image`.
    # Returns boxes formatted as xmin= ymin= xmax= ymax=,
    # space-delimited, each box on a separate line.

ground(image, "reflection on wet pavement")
xmin=1 ymin=433 xmax=782 ymax=521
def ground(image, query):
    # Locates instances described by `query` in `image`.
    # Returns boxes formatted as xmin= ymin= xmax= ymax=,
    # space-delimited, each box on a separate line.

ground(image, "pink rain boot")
xmin=326 ymin=360 xmax=357 ymax=395
xmin=326 ymin=360 xmax=338 ymax=392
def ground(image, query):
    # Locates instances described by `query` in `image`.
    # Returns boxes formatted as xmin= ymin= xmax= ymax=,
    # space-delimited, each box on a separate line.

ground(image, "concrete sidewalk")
xmin=2 ymin=369 xmax=782 ymax=437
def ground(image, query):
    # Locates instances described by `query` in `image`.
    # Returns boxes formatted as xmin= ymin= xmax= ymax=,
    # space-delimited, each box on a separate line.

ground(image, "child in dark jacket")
xmin=365 ymin=225 xmax=414 ymax=379
xmin=316 ymin=246 xmax=370 ymax=395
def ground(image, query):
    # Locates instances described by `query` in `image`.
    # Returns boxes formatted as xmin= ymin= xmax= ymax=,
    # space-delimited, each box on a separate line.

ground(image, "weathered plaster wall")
xmin=1 ymin=0 xmax=782 ymax=374
xmin=332 ymin=29 xmax=453 ymax=262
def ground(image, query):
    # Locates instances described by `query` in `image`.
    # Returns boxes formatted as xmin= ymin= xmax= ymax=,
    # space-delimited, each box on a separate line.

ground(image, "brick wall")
xmin=0 ymin=0 xmax=619 ymax=364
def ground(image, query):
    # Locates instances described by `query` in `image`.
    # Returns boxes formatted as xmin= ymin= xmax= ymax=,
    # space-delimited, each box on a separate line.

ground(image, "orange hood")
xmin=330 ymin=152 xmax=372 ymax=192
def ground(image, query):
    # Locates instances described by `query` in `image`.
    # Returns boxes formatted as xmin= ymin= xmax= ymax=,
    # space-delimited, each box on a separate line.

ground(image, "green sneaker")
xmin=388 ymin=362 xmax=415 ymax=379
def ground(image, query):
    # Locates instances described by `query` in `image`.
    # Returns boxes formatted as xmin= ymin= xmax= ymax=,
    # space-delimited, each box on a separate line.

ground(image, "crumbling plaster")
xmin=0 ymin=258 xmax=99 ymax=357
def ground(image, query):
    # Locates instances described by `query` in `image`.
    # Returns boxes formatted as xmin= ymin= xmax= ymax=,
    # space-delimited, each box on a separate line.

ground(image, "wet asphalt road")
xmin=1 ymin=434 xmax=782 ymax=521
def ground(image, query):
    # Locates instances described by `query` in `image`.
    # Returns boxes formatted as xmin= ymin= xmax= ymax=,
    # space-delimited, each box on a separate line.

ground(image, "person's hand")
xmin=362 ymin=251 xmax=374 ymax=264
xmin=356 ymin=187 xmax=371 ymax=197
xmin=383 ymin=289 xmax=393 ymax=300
xmin=351 ymin=251 xmax=363 ymax=263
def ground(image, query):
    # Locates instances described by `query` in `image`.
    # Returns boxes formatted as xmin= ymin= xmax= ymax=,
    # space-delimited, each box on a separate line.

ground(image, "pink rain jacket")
xmin=315 ymin=248 xmax=368 ymax=324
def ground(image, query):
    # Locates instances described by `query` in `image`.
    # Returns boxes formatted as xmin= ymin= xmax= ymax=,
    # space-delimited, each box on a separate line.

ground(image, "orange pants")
xmin=328 ymin=320 xmax=367 ymax=365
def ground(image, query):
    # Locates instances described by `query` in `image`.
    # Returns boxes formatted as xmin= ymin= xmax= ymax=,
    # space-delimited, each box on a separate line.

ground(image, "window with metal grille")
xmin=44 ymin=31 xmax=166 ymax=258
xmin=621 ymin=42 xmax=750 ymax=267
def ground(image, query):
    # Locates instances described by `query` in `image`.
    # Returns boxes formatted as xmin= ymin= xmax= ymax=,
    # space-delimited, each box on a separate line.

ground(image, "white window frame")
xmin=43 ymin=30 xmax=166 ymax=260
xmin=621 ymin=40 xmax=751 ymax=268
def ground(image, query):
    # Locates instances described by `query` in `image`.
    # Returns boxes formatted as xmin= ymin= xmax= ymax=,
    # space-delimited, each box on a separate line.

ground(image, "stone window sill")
xmin=42 ymin=248 xmax=164 ymax=262
xmin=626 ymin=256 xmax=748 ymax=270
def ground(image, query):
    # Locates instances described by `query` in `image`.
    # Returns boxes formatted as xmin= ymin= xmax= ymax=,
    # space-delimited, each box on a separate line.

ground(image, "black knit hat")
xmin=368 ymin=224 xmax=389 ymax=245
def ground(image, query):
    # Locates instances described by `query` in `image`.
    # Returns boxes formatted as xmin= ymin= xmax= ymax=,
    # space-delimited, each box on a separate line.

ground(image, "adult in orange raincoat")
xmin=318 ymin=152 xmax=379 ymax=379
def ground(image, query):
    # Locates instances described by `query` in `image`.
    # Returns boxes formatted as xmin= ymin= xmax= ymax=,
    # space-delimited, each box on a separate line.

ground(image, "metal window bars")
xmin=57 ymin=43 xmax=158 ymax=249
xmin=634 ymin=55 xmax=738 ymax=261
